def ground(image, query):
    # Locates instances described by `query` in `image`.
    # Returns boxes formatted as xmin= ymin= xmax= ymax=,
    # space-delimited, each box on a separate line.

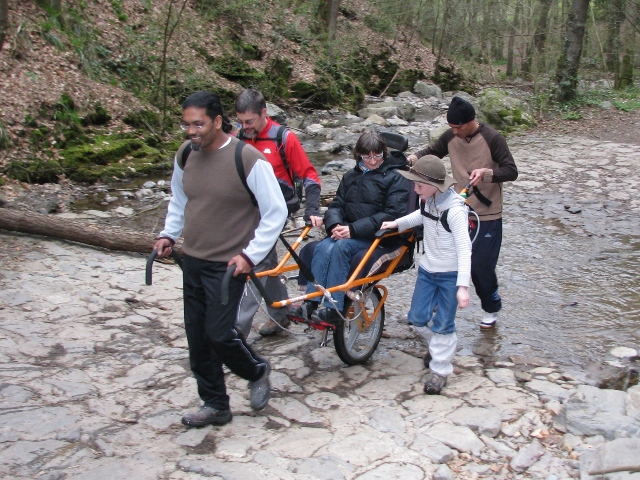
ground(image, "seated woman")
xmin=295 ymin=130 xmax=410 ymax=324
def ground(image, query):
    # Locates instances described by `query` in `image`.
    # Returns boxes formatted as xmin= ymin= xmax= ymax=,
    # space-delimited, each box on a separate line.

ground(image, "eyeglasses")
xmin=361 ymin=153 xmax=384 ymax=161
xmin=179 ymin=119 xmax=213 ymax=131
xmin=236 ymin=117 xmax=259 ymax=127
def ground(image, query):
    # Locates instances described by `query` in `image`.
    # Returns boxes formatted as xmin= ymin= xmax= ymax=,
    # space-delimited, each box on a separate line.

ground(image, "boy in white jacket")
xmin=381 ymin=155 xmax=471 ymax=394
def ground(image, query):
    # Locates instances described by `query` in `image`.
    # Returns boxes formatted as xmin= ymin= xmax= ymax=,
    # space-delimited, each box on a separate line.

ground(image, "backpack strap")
xmin=238 ymin=126 xmax=295 ymax=185
xmin=234 ymin=141 xmax=258 ymax=207
xmin=420 ymin=201 xmax=451 ymax=233
xmin=179 ymin=143 xmax=192 ymax=169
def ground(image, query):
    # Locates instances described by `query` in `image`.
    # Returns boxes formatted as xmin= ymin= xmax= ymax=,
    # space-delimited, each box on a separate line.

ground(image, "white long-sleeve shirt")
xmin=396 ymin=188 xmax=471 ymax=287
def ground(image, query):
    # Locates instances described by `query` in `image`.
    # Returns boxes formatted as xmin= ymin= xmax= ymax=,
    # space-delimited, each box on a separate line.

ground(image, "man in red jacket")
xmin=235 ymin=88 xmax=323 ymax=336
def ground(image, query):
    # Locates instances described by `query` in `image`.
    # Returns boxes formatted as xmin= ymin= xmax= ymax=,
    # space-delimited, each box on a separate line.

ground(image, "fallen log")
xmin=0 ymin=208 xmax=181 ymax=255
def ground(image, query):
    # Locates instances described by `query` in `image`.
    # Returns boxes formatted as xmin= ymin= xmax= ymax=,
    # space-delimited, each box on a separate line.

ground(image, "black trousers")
xmin=469 ymin=218 xmax=503 ymax=314
xmin=182 ymin=254 xmax=267 ymax=410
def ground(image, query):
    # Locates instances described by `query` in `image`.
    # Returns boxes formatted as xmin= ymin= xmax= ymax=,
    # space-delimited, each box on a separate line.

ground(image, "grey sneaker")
xmin=181 ymin=406 xmax=232 ymax=428
xmin=249 ymin=362 xmax=271 ymax=410
xmin=480 ymin=311 xmax=499 ymax=329
xmin=424 ymin=372 xmax=447 ymax=395
xmin=258 ymin=317 xmax=291 ymax=336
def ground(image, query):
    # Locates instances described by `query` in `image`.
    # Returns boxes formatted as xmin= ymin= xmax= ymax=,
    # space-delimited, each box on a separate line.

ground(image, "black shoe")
xmin=311 ymin=307 xmax=340 ymax=324
xmin=286 ymin=301 xmax=318 ymax=321
xmin=249 ymin=362 xmax=271 ymax=410
xmin=181 ymin=406 xmax=232 ymax=428
xmin=423 ymin=351 xmax=432 ymax=369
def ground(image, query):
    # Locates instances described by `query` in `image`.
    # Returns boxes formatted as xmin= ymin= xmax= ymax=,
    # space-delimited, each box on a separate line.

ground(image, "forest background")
xmin=0 ymin=0 xmax=639 ymax=187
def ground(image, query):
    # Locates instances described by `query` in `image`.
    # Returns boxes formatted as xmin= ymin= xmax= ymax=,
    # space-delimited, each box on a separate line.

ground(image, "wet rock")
xmin=321 ymin=158 xmax=356 ymax=174
xmin=358 ymin=101 xmax=416 ymax=121
xmin=361 ymin=114 xmax=389 ymax=126
xmin=554 ymin=385 xmax=640 ymax=439
xmin=433 ymin=464 xmax=453 ymax=480
xmin=486 ymin=368 xmax=518 ymax=386
xmin=610 ymin=346 xmax=638 ymax=358
xmin=410 ymin=434 xmax=454 ymax=463
xmin=510 ymin=439 xmax=546 ymax=472
xmin=368 ymin=407 xmax=405 ymax=433
xmin=579 ymin=438 xmax=640 ymax=479
xmin=525 ymin=379 xmax=574 ymax=402
xmin=414 ymin=81 xmax=443 ymax=100
xmin=425 ymin=422 xmax=485 ymax=454
xmin=447 ymin=406 xmax=502 ymax=437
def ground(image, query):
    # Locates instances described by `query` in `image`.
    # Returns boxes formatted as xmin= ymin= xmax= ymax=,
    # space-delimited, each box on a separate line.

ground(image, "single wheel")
xmin=333 ymin=288 xmax=385 ymax=365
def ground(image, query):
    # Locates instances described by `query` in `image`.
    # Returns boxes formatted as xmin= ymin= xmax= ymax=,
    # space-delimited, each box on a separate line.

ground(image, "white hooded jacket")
xmin=396 ymin=187 xmax=471 ymax=287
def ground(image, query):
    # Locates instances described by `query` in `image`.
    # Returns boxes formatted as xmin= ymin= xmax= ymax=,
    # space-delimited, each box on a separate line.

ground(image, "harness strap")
xmin=472 ymin=185 xmax=493 ymax=207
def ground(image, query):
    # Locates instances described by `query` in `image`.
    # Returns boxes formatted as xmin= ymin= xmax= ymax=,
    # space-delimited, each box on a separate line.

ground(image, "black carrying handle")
xmin=278 ymin=231 xmax=315 ymax=284
xmin=221 ymin=265 xmax=274 ymax=306
xmin=145 ymin=248 xmax=183 ymax=286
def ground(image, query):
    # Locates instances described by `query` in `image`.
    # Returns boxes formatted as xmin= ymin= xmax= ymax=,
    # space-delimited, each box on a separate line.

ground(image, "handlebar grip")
xmin=221 ymin=265 xmax=236 ymax=305
xmin=145 ymin=249 xmax=159 ymax=285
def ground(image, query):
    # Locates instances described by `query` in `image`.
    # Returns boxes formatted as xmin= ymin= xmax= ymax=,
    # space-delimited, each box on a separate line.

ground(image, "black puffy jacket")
xmin=324 ymin=152 xmax=410 ymax=242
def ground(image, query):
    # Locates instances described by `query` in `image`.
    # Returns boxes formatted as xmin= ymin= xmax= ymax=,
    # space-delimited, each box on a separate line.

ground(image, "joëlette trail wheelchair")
xmin=224 ymin=132 xmax=419 ymax=365
xmin=146 ymin=132 xmax=419 ymax=366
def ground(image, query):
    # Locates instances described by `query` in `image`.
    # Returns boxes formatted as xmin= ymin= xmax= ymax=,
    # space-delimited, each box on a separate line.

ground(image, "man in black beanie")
xmin=408 ymin=96 xmax=518 ymax=330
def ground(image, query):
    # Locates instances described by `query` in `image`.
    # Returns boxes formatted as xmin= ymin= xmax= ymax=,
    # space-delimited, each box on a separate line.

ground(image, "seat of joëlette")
xmin=294 ymin=233 xmax=416 ymax=289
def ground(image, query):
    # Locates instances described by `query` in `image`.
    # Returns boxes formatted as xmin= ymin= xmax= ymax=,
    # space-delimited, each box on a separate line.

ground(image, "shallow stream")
xmin=69 ymin=131 xmax=640 ymax=386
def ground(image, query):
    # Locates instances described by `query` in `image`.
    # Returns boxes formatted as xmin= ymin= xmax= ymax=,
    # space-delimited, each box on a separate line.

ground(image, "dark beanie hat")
xmin=447 ymin=96 xmax=476 ymax=125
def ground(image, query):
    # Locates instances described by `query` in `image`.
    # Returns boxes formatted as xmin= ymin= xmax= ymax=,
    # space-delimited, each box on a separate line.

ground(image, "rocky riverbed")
xmin=1 ymin=89 xmax=640 ymax=478
xmin=1 ymin=232 xmax=639 ymax=480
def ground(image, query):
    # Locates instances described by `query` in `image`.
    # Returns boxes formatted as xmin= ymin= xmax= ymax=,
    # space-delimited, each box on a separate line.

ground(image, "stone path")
xmin=1 ymin=132 xmax=640 ymax=479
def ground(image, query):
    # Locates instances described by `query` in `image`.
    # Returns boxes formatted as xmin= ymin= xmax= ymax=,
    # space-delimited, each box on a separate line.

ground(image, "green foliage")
xmin=0 ymin=124 xmax=12 ymax=150
xmin=59 ymin=134 xmax=171 ymax=182
xmin=209 ymin=54 xmax=264 ymax=84
xmin=123 ymin=109 xmax=163 ymax=131
xmin=24 ymin=114 xmax=39 ymax=128
xmin=363 ymin=14 xmax=393 ymax=35
xmin=562 ymin=111 xmax=583 ymax=120
xmin=192 ymin=0 xmax=265 ymax=23
xmin=29 ymin=126 xmax=52 ymax=148
xmin=4 ymin=157 xmax=64 ymax=184
xmin=109 ymin=0 xmax=128 ymax=22
xmin=51 ymin=93 xmax=82 ymax=126
xmin=230 ymin=39 xmax=263 ymax=60
xmin=38 ymin=18 xmax=65 ymax=50
xmin=275 ymin=23 xmax=315 ymax=47
xmin=82 ymin=103 xmax=112 ymax=126
xmin=431 ymin=63 xmax=476 ymax=95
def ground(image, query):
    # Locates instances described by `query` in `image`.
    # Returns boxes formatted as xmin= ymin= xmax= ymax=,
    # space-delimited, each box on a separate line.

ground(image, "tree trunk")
xmin=327 ymin=0 xmax=340 ymax=40
xmin=522 ymin=0 xmax=553 ymax=76
xmin=605 ymin=0 xmax=624 ymax=73
xmin=532 ymin=0 xmax=553 ymax=72
xmin=0 ymin=0 xmax=8 ymax=52
xmin=555 ymin=0 xmax=591 ymax=102
xmin=0 ymin=209 xmax=174 ymax=255
xmin=615 ymin=0 xmax=637 ymax=89
xmin=506 ymin=0 xmax=522 ymax=77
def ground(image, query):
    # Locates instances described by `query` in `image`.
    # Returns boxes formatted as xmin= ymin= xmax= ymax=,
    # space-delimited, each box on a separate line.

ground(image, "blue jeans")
xmin=306 ymin=237 xmax=371 ymax=311
xmin=408 ymin=267 xmax=458 ymax=335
